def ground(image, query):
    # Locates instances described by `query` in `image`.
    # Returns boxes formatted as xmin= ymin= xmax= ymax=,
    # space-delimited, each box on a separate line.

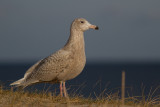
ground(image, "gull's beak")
xmin=89 ymin=25 xmax=99 ymax=30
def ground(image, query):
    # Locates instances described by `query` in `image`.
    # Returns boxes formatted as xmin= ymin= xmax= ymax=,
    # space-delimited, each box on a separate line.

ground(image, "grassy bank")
xmin=1 ymin=85 xmax=160 ymax=107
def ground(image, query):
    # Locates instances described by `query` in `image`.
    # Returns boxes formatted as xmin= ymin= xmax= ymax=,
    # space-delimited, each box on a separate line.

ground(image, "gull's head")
xmin=71 ymin=18 xmax=99 ymax=32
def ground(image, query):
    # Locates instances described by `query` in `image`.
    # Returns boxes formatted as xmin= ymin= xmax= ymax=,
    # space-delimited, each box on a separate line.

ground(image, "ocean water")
xmin=0 ymin=61 xmax=160 ymax=97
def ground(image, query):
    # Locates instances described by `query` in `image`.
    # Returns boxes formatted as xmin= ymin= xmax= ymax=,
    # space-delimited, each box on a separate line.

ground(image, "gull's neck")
xmin=64 ymin=28 xmax=85 ymax=52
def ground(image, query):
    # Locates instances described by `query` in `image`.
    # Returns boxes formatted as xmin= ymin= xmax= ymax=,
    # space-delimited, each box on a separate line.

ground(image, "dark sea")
xmin=0 ymin=61 xmax=160 ymax=98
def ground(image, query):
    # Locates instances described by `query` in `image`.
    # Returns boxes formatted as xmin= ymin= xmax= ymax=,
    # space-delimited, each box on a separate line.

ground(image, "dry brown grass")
xmin=1 ymin=84 xmax=160 ymax=107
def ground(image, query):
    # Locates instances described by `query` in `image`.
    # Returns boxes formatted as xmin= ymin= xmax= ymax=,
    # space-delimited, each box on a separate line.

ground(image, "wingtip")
xmin=10 ymin=78 xmax=24 ymax=86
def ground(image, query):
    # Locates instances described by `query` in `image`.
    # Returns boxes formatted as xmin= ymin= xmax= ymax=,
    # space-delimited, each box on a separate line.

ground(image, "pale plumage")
xmin=10 ymin=18 xmax=99 ymax=97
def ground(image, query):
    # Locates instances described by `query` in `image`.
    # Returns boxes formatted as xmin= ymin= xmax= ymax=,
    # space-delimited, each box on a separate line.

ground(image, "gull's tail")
xmin=10 ymin=78 xmax=25 ymax=87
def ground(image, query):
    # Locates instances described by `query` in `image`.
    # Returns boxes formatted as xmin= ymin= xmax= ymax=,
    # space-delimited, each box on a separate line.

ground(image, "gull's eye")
xmin=80 ymin=21 xmax=84 ymax=23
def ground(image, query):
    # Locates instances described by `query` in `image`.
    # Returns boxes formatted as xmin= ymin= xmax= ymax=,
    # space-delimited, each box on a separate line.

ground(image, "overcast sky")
xmin=0 ymin=0 xmax=160 ymax=62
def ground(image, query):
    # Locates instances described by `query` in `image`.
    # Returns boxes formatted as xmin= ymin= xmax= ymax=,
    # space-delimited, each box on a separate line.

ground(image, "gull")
xmin=10 ymin=18 xmax=99 ymax=97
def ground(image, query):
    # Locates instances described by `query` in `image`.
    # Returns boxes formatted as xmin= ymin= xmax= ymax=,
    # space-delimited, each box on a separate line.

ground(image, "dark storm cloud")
xmin=0 ymin=0 xmax=160 ymax=62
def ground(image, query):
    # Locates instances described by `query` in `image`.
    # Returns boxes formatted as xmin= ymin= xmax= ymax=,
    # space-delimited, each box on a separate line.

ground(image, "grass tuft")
xmin=1 ymin=84 xmax=160 ymax=107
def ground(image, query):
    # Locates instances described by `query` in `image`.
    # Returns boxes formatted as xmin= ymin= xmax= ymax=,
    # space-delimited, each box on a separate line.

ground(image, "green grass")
xmin=1 ymin=84 xmax=160 ymax=107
